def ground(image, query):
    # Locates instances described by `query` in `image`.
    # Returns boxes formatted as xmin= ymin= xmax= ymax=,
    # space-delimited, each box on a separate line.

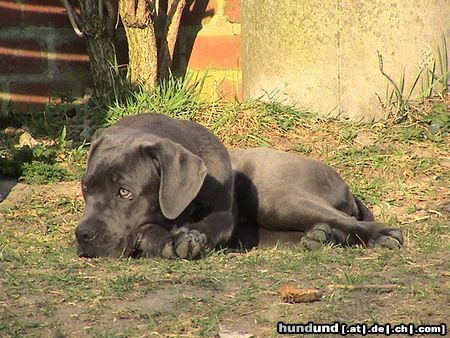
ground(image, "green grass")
xmin=105 ymin=71 xmax=206 ymax=125
xmin=376 ymin=37 xmax=449 ymax=124
xmin=0 ymin=80 xmax=449 ymax=336
xmin=0 ymin=125 xmax=86 ymax=184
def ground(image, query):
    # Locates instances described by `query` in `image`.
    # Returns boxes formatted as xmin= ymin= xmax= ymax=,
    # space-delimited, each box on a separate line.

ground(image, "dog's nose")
xmin=75 ymin=225 xmax=96 ymax=243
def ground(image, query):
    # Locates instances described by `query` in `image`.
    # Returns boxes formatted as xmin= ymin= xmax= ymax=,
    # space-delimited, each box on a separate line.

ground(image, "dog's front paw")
xmin=368 ymin=228 xmax=404 ymax=249
xmin=171 ymin=227 xmax=208 ymax=259
xmin=160 ymin=240 xmax=176 ymax=259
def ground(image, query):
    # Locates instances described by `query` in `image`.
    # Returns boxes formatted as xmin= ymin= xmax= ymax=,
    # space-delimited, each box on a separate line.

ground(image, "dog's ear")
xmin=86 ymin=128 xmax=107 ymax=163
xmin=142 ymin=139 xmax=207 ymax=220
xmin=90 ymin=127 xmax=105 ymax=143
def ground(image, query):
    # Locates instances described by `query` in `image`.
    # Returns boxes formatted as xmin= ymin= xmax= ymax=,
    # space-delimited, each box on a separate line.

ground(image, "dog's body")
xmin=229 ymin=148 xmax=403 ymax=249
xmin=76 ymin=115 xmax=403 ymax=259
xmin=76 ymin=113 xmax=235 ymax=258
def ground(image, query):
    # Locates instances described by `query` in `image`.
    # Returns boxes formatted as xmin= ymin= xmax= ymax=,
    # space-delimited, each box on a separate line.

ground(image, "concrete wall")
xmin=0 ymin=0 xmax=242 ymax=115
xmin=243 ymin=0 xmax=450 ymax=120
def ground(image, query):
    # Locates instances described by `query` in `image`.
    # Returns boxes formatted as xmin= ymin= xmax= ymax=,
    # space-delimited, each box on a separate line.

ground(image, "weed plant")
xmin=376 ymin=36 xmax=449 ymax=138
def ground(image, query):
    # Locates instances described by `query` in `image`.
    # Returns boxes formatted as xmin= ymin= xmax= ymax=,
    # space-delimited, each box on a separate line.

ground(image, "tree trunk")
xmin=79 ymin=0 xmax=117 ymax=99
xmin=119 ymin=0 xmax=158 ymax=90
xmin=158 ymin=0 xmax=186 ymax=81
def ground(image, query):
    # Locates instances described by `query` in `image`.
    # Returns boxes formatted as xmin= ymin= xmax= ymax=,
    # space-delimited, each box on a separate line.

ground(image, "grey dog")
xmin=76 ymin=114 xmax=402 ymax=259
xmin=229 ymin=148 xmax=403 ymax=250
xmin=76 ymin=113 xmax=235 ymax=259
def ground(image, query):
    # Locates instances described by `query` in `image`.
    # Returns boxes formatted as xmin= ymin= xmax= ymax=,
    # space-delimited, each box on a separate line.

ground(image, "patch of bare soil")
xmin=1 ymin=113 xmax=449 ymax=337
xmin=0 ymin=181 xmax=82 ymax=209
xmin=54 ymin=287 xmax=212 ymax=336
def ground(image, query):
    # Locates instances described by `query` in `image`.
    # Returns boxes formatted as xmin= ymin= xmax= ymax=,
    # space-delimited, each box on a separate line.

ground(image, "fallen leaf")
xmin=279 ymin=284 xmax=321 ymax=303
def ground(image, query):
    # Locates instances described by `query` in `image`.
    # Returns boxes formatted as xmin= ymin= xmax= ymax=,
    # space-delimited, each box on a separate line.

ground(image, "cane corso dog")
xmin=76 ymin=113 xmax=235 ymax=259
xmin=229 ymin=148 xmax=403 ymax=250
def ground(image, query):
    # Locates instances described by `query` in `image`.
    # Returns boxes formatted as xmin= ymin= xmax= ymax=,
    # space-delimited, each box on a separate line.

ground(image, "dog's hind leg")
xmin=259 ymin=198 xmax=403 ymax=249
xmin=298 ymin=222 xmax=357 ymax=250
xmin=300 ymin=221 xmax=403 ymax=250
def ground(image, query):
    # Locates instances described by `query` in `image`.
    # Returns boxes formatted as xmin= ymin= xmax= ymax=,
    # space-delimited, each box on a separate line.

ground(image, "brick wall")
xmin=0 ymin=0 xmax=241 ymax=115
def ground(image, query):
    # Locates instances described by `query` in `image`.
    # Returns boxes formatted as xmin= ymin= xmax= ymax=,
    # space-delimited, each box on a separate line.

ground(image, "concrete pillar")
xmin=242 ymin=0 xmax=450 ymax=121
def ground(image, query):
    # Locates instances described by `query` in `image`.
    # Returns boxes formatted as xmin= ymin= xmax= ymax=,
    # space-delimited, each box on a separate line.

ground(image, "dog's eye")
xmin=118 ymin=188 xmax=134 ymax=200
xmin=81 ymin=183 xmax=88 ymax=200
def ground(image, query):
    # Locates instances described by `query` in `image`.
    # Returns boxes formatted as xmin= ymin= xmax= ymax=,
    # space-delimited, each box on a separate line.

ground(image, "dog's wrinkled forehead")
xmin=90 ymin=127 xmax=130 ymax=157
xmin=89 ymin=127 xmax=153 ymax=162
xmin=85 ymin=129 xmax=156 ymax=183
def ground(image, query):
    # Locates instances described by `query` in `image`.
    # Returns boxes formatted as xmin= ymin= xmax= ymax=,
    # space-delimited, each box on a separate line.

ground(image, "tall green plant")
xmin=436 ymin=34 xmax=448 ymax=94
xmin=376 ymin=37 xmax=449 ymax=123
xmin=105 ymin=71 xmax=207 ymax=125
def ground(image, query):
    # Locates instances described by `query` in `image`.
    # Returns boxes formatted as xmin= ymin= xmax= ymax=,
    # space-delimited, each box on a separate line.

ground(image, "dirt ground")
xmin=0 ymin=112 xmax=449 ymax=337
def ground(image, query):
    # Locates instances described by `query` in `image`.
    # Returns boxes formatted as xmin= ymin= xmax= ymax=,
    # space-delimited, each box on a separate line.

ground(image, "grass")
xmin=105 ymin=71 xmax=206 ymax=125
xmin=377 ymin=37 xmax=449 ymax=127
xmin=0 ymin=123 xmax=86 ymax=184
xmin=0 ymin=74 xmax=449 ymax=336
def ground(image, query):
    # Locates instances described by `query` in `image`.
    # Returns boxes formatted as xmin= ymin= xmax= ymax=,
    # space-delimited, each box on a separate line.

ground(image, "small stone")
xmin=354 ymin=130 xmax=377 ymax=147
xmin=442 ymin=204 xmax=450 ymax=214
xmin=219 ymin=323 xmax=255 ymax=338
xmin=79 ymin=126 xmax=94 ymax=140
xmin=18 ymin=131 xmax=38 ymax=148
xmin=3 ymin=127 xmax=23 ymax=136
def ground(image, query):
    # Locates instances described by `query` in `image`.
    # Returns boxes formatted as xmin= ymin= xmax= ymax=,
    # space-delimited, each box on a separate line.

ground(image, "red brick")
xmin=53 ymin=39 xmax=90 ymax=72
xmin=182 ymin=0 xmax=217 ymax=26
xmin=8 ymin=80 xmax=80 ymax=113
xmin=217 ymin=79 xmax=242 ymax=102
xmin=0 ymin=0 xmax=22 ymax=27
xmin=224 ymin=0 xmax=240 ymax=23
xmin=0 ymin=39 xmax=46 ymax=74
xmin=9 ymin=82 xmax=51 ymax=113
xmin=22 ymin=0 xmax=79 ymax=28
xmin=186 ymin=35 xmax=241 ymax=70
xmin=0 ymin=0 xmax=79 ymax=28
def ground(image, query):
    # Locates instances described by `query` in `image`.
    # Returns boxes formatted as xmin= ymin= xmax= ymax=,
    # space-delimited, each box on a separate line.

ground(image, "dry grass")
xmin=0 ymin=100 xmax=449 ymax=337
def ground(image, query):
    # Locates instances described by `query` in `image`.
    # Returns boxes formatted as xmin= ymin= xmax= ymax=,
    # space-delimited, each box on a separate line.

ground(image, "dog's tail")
xmin=354 ymin=196 xmax=375 ymax=221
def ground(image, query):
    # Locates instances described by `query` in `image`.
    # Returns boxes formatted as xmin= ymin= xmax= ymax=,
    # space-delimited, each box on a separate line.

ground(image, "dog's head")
xmin=75 ymin=127 xmax=207 ymax=258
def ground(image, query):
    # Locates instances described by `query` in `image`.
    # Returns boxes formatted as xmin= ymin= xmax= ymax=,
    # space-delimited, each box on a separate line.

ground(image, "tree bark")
xmin=79 ymin=0 xmax=117 ymax=99
xmin=119 ymin=0 xmax=158 ymax=90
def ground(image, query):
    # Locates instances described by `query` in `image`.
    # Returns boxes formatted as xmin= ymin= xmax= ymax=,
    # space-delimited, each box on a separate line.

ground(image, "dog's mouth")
xmin=75 ymin=229 xmax=144 ymax=259
xmin=76 ymin=242 xmax=93 ymax=258
xmin=76 ymin=246 xmax=91 ymax=258
xmin=78 ymin=251 xmax=91 ymax=258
